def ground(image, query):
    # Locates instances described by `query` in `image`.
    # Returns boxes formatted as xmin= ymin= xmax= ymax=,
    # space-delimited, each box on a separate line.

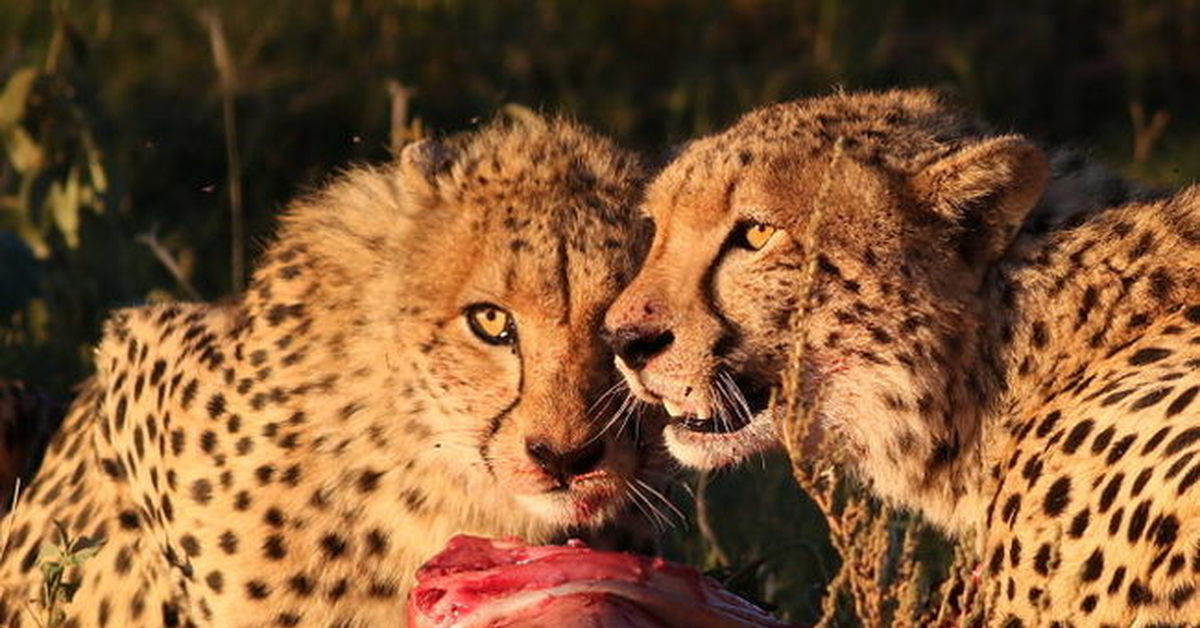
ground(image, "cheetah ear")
xmin=915 ymin=136 xmax=1049 ymax=262
xmin=398 ymin=139 xmax=457 ymax=201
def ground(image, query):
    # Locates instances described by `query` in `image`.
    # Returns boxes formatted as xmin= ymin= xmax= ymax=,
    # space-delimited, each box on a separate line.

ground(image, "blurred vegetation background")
xmin=1 ymin=0 xmax=1197 ymax=624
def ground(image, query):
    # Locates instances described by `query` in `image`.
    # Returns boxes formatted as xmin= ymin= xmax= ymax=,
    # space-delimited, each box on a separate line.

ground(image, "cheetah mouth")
xmin=675 ymin=373 xmax=772 ymax=435
xmin=516 ymin=473 xmax=630 ymax=525
xmin=655 ymin=372 xmax=780 ymax=469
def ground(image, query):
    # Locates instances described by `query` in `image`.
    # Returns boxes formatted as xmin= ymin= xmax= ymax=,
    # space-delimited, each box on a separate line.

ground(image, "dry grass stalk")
xmin=1129 ymin=101 xmax=1170 ymax=166
xmin=200 ymin=8 xmax=246 ymax=293
xmin=0 ymin=477 xmax=23 ymax=563
xmin=777 ymin=138 xmax=965 ymax=626
xmin=137 ymin=229 xmax=201 ymax=300
xmin=387 ymin=80 xmax=422 ymax=154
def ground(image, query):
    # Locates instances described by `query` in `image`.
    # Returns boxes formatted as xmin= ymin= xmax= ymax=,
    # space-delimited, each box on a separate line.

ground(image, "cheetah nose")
xmin=604 ymin=325 xmax=674 ymax=371
xmin=525 ymin=439 xmax=606 ymax=483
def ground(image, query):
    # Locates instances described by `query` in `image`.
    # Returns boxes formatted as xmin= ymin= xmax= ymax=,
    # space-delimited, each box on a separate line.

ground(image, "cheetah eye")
xmin=465 ymin=304 xmax=517 ymax=345
xmin=736 ymin=221 xmax=780 ymax=251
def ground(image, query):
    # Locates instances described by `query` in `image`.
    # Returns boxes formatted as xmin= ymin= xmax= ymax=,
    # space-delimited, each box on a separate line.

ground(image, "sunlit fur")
xmin=609 ymin=88 xmax=1200 ymax=625
xmin=0 ymin=117 xmax=669 ymax=627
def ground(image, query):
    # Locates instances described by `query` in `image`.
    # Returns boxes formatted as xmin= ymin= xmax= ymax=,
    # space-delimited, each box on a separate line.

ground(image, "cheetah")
xmin=603 ymin=88 xmax=1200 ymax=626
xmin=0 ymin=116 xmax=666 ymax=627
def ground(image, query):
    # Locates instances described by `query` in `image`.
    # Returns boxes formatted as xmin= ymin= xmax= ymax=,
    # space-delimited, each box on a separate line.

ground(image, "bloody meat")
xmin=408 ymin=535 xmax=795 ymax=628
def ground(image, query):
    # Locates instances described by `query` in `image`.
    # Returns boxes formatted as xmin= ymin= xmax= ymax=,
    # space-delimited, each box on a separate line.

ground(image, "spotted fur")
xmin=606 ymin=89 xmax=1200 ymax=626
xmin=0 ymin=117 xmax=664 ymax=627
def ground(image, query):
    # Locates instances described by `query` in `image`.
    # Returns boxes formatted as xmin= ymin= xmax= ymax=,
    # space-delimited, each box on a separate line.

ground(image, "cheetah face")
xmin=383 ymin=128 xmax=659 ymax=528
xmin=411 ymin=290 xmax=648 ymax=528
xmin=604 ymin=99 xmax=1047 ymax=470
xmin=602 ymin=148 xmax=819 ymax=469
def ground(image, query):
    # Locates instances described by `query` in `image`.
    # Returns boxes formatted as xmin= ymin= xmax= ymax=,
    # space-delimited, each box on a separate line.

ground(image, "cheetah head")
xmin=270 ymin=117 xmax=662 ymax=529
xmin=604 ymin=90 xmax=1048 ymax=472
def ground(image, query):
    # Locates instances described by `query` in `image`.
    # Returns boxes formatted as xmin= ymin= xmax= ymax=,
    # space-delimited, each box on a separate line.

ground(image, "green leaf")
xmin=48 ymin=168 xmax=81 ymax=248
xmin=5 ymin=126 xmax=44 ymax=174
xmin=0 ymin=67 xmax=37 ymax=130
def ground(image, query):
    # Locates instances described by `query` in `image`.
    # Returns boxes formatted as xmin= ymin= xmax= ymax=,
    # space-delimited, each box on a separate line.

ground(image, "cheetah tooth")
xmin=663 ymin=399 xmax=684 ymax=417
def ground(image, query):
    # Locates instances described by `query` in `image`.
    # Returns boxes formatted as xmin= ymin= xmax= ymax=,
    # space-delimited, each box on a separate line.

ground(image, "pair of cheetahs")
xmin=2 ymin=88 xmax=1199 ymax=627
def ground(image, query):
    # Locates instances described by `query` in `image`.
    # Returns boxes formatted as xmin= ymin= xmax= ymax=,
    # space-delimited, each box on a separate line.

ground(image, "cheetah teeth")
xmin=663 ymin=399 xmax=684 ymax=417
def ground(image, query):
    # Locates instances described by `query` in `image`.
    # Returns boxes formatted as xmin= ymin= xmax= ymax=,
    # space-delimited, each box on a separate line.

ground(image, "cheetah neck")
xmin=975 ymin=187 xmax=1200 ymax=524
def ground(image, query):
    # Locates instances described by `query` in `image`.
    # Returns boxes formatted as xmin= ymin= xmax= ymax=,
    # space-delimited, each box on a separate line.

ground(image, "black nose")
xmin=605 ymin=326 xmax=674 ymax=370
xmin=526 ymin=439 xmax=606 ymax=482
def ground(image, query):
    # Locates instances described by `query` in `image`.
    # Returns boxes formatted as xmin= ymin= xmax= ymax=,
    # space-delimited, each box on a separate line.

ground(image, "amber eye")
xmin=465 ymin=304 xmax=517 ymax=345
xmin=738 ymin=221 xmax=779 ymax=251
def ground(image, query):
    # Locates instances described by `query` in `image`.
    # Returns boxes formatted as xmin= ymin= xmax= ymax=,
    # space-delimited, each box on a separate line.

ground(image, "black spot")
xmin=1043 ymin=476 xmax=1071 ymax=517
xmin=320 ymin=534 xmax=347 ymax=559
xmin=1035 ymin=411 xmax=1060 ymax=438
xmin=1129 ymin=347 xmax=1172 ymax=365
xmin=988 ymin=544 xmax=1005 ymax=575
xmin=1128 ymin=579 xmax=1154 ymax=606
xmin=1166 ymin=452 xmax=1196 ymax=479
xmin=170 ymin=429 xmax=185 ymax=456
xmin=114 ymin=396 xmax=128 ymax=431
xmin=1105 ymin=434 xmax=1136 ymax=464
xmin=246 ymin=580 xmax=271 ymax=599
xmin=190 ymin=479 xmax=213 ymax=505
xmin=1091 ymin=426 xmax=1116 ymax=454
xmin=205 ymin=571 xmax=224 ymax=593
xmin=180 ymin=534 xmax=201 ymax=557
xmin=365 ymin=529 xmax=389 ymax=556
xmin=181 ymin=379 xmax=199 ymax=409
xmin=367 ymin=581 xmax=398 ymax=598
xmin=1108 ymin=507 xmax=1126 ymax=535
xmin=150 ymin=359 xmax=167 ymax=386
xmin=1100 ymin=389 xmax=1133 ymax=407
xmin=288 ymin=574 xmax=314 ymax=596
xmin=114 ymin=545 xmax=133 ymax=574
xmin=219 ymin=530 xmax=238 ymax=554
xmin=1068 ymin=508 xmax=1090 ymax=538
xmin=1154 ymin=514 xmax=1180 ymax=547
xmin=1063 ymin=420 xmax=1094 ymax=454
xmin=1132 ymin=468 xmax=1154 ymax=496
xmin=1106 ymin=565 xmax=1126 ymax=595
xmin=200 ymin=430 xmax=217 ymax=454
xmin=118 ymin=510 xmax=140 ymax=530
xmin=1165 ymin=427 xmax=1200 ymax=456
xmin=1166 ymin=386 xmax=1199 ymax=418
xmin=1127 ymin=499 xmax=1152 ymax=542
xmin=1030 ymin=322 xmax=1049 ymax=348
xmin=1033 ymin=543 xmax=1052 ymax=575
xmin=1170 ymin=584 xmax=1196 ymax=607
xmin=1001 ymin=494 xmax=1021 ymax=525
xmin=1177 ymin=463 xmax=1200 ymax=495
xmin=263 ymin=534 xmax=287 ymax=560
xmin=357 ymin=469 xmax=384 ymax=493
xmin=264 ymin=507 xmax=285 ymax=528
xmin=327 ymin=578 xmax=349 ymax=600
xmin=1081 ymin=549 xmax=1104 ymax=582
xmin=402 ymin=488 xmax=427 ymax=512
xmin=1080 ymin=594 xmax=1097 ymax=613
xmin=1132 ymin=388 xmax=1172 ymax=410
xmin=1142 ymin=427 xmax=1172 ymax=455
xmin=255 ymin=465 xmax=275 ymax=484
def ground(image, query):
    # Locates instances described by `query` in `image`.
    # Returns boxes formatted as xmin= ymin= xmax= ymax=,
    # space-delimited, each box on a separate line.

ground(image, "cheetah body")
xmin=605 ymin=89 xmax=1200 ymax=626
xmin=0 ymin=118 xmax=658 ymax=627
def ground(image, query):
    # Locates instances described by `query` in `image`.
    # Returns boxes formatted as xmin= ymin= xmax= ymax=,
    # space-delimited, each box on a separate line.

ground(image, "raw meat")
xmin=408 ymin=535 xmax=795 ymax=628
